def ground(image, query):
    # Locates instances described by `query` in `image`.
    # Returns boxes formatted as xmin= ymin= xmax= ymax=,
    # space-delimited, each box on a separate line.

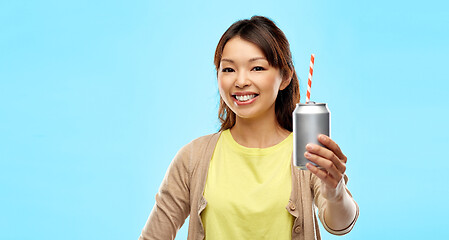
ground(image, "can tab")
xmin=306 ymin=101 xmax=316 ymax=104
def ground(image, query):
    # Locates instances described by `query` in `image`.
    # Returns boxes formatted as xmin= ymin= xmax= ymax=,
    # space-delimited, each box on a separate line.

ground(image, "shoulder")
xmin=179 ymin=132 xmax=221 ymax=154
xmin=189 ymin=132 xmax=221 ymax=148
xmin=172 ymin=132 xmax=222 ymax=172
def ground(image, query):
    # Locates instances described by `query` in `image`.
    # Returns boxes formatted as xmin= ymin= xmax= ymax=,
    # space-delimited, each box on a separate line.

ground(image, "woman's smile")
xmin=232 ymin=92 xmax=259 ymax=105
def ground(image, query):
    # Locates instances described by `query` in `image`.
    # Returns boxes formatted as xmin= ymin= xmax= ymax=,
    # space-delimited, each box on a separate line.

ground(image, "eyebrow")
xmin=221 ymin=57 xmax=267 ymax=63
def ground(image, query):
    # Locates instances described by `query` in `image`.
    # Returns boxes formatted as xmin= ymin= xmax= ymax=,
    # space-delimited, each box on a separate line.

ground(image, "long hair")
xmin=214 ymin=16 xmax=300 ymax=132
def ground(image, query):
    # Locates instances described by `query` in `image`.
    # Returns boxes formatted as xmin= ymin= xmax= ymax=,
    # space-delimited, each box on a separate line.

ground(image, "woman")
xmin=139 ymin=16 xmax=359 ymax=240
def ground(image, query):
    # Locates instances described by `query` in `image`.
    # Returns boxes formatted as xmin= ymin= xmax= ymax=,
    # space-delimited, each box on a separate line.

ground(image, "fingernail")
xmin=305 ymin=152 xmax=311 ymax=158
xmin=306 ymin=144 xmax=314 ymax=150
xmin=306 ymin=163 xmax=314 ymax=170
xmin=320 ymin=135 xmax=326 ymax=141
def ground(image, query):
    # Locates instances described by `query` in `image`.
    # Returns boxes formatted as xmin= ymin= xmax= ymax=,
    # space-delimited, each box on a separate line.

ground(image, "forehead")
xmin=221 ymin=37 xmax=266 ymax=61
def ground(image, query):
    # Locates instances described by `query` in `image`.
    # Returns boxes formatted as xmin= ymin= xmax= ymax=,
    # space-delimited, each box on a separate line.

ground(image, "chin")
xmin=233 ymin=110 xmax=263 ymax=120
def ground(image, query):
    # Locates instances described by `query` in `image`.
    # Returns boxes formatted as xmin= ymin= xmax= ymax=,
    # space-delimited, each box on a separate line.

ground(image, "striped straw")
xmin=306 ymin=54 xmax=315 ymax=103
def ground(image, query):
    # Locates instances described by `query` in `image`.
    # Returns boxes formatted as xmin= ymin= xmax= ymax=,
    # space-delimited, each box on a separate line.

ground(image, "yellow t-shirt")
xmin=201 ymin=129 xmax=294 ymax=239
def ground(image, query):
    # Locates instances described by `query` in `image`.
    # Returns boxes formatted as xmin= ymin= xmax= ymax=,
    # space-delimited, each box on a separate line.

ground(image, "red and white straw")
xmin=306 ymin=54 xmax=315 ymax=103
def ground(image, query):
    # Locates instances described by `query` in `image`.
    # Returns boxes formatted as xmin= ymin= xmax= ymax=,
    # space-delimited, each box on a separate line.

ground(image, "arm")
xmin=311 ymin=173 xmax=359 ymax=234
xmin=139 ymin=145 xmax=192 ymax=240
xmin=322 ymin=176 xmax=358 ymax=231
xmin=306 ymin=134 xmax=359 ymax=234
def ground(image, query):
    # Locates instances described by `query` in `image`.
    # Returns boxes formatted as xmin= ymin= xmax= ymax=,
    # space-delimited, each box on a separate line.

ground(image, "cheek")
xmin=217 ymin=76 xmax=229 ymax=98
xmin=259 ymin=74 xmax=283 ymax=94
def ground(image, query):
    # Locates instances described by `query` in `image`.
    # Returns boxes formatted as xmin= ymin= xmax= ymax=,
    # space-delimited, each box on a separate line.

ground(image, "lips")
xmin=231 ymin=92 xmax=259 ymax=105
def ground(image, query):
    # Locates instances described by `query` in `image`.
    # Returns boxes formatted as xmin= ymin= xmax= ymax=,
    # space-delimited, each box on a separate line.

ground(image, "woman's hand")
xmin=304 ymin=134 xmax=348 ymax=201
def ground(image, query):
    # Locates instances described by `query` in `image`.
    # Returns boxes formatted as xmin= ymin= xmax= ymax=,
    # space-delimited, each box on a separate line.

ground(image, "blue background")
xmin=1 ymin=0 xmax=448 ymax=239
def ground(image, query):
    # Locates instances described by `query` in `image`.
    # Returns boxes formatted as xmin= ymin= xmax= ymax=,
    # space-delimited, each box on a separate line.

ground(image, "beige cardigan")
xmin=139 ymin=132 xmax=359 ymax=240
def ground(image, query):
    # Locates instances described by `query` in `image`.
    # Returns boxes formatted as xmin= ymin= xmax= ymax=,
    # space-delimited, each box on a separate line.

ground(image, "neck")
xmin=229 ymin=111 xmax=291 ymax=148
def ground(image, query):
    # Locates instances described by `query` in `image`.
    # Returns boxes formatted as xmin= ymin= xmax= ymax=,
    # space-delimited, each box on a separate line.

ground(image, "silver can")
xmin=293 ymin=102 xmax=331 ymax=170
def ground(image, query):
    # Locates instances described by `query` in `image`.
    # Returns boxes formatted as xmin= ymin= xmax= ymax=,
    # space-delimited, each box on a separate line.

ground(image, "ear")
xmin=279 ymin=71 xmax=293 ymax=91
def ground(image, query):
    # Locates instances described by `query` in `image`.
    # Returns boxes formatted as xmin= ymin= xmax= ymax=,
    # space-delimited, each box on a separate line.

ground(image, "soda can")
xmin=293 ymin=102 xmax=331 ymax=170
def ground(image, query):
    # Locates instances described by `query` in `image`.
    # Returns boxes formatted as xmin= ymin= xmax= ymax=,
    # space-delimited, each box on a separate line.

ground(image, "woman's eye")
xmin=222 ymin=68 xmax=235 ymax=72
xmin=252 ymin=66 xmax=265 ymax=71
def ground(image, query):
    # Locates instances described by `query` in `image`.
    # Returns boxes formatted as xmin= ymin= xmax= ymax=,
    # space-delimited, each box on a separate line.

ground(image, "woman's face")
xmin=218 ymin=36 xmax=290 ymax=120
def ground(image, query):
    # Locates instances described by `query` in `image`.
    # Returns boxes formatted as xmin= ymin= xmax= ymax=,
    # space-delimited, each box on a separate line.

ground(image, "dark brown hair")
xmin=214 ymin=16 xmax=300 ymax=132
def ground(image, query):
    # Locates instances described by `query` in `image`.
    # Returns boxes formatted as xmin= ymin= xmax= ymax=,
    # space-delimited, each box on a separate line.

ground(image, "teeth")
xmin=235 ymin=94 xmax=256 ymax=102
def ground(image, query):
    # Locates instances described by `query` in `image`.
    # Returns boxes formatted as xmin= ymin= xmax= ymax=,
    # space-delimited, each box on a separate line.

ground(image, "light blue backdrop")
xmin=1 ymin=0 xmax=448 ymax=239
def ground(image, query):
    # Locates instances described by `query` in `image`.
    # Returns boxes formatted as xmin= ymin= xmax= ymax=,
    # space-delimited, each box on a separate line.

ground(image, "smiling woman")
xmin=138 ymin=16 xmax=358 ymax=240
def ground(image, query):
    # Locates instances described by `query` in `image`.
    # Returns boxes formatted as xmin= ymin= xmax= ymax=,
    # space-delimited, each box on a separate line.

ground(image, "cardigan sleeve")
xmin=139 ymin=144 xmax=192 ymax=240
xmin=311 ymin=173 xmax=359 ymax=236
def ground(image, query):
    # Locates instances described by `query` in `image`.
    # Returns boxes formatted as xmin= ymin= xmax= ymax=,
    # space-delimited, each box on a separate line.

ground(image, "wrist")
xmin=322 ymin=175 xmax=346 ymax=203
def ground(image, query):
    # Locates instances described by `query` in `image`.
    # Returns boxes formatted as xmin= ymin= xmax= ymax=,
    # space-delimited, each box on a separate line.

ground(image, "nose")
xmin=235 ymin=71 xmax=251 ymax=88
